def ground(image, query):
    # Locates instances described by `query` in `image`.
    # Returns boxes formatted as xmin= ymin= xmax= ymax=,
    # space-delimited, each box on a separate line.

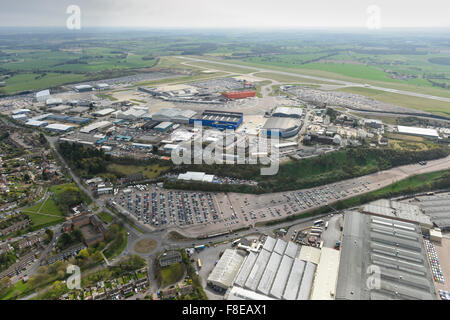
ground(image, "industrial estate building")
xmin=208 ymin=236 xmax=341 ymax=300
xmin=151 ymin=108 xmax=197 ymax=124
xmin=397 ymin=125 xmax=439 ymax=138
xmin=336 ymin=211 xmax=437 ymax=300
xmin=191 ymin=110 xmax=244 ymax=130
xmin=178 ymin=172 xmax=215 ymax=183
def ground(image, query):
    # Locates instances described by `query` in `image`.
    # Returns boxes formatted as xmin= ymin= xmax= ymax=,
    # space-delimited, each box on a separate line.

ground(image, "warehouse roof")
xmin=362 ymin=199 xmax=433 ymax=229
xmin=297 ymin=262 xmax=316 ymax=300
xmin=227 ymin=286 xmax=275 ymax=301
xmin=231 ymin=237 xmax=317 ymax=300
xmin=413 ymin=193 xmax=450 ymax=231
xmin=269 ymin=255 xmax=293 ymax=299
xmin=262 ymin=237 xmax=276 ymax=252
xmin=397 ymin=125 xmax=439 ymax=138
xmin=310 ymin=247 xmax=340 ymax=300
xmin=177 ymin=171 xmax=215 ymax=183
xmin=80 ymin=120 xmax=112 ymax=133
xmin=45 ymin=123 xmax=74 ymax=131
xmin=283 ymin=258 xmax=305 ymax=300
xmin=26 ymin=120 xmax=48 ymax=127
xmin=234 ymin=252 xmax=258 ymax=287
xmin=263 ymin=117 xmax=299 ymax=130
xmin=298 ymin=246 xmax=321 ymax=265
xmin=273 ymin=239 xmax=287 ymax=255
xmin=336 ymin=211 xmax=436 ymax=300
xmin=93 ymin=108 xmax=116 ymax=116
xmin=207 ymin=249 xmax=246 ymax=289
xmin=257 ymin=252 xmax=282 ymax=295
xmin=284 ymin=241 xmax=299 ymax=258
xmin=272 ymin=106 xmax=303 ymax=118
xmin=244 ymin=248 xmax=271 ymax=291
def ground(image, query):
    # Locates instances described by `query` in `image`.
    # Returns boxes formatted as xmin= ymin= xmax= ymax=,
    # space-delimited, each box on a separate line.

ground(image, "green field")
xmin=160 ymin=262 xmax=185 ymax=288
xmin=336 ymin=87 xmax=450 ymax=117
xmin=97 ymin=211 xmax=113 ymax=224
xmin=106 ymin=163 xmax=170 ymax=180
xmin=193 ymin=55 xmax=450 ymax=100
xmin=22 ymin=197 xmax=65 ymax=228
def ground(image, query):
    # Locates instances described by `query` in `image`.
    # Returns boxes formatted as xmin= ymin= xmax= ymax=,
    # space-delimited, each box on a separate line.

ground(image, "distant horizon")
xmin=1 ymin=0 xmax=449 ymax=29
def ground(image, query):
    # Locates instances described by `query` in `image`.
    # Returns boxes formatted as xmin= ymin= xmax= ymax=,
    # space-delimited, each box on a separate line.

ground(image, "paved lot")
xmin=108 ymin=155 xmax=450 ymax=239
xmin=433 ymin=238 xmax=450 ymax=296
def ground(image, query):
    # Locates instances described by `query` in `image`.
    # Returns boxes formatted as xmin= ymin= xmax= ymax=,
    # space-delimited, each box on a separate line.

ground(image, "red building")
xmin=222 ymin=91 xmax=256 ymax=99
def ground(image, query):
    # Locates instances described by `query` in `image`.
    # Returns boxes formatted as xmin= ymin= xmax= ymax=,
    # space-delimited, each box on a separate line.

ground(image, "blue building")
xmin=190 ymin=110 xmax=243 ymax=130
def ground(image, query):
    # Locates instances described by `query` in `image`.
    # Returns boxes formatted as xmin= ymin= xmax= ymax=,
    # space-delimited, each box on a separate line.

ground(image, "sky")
xmin=0 ymin=0 xmax=449 ymax=29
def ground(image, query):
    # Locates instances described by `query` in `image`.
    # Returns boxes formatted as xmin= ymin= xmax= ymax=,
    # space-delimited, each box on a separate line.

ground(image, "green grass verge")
xmin=160 ymin=262 xmax=185 ymax=288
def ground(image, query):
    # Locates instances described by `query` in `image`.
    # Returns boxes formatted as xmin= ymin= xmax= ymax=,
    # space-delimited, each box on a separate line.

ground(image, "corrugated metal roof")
xmin=273 ymin=239 xmax=287 ymax=255
xmin=297 ymin=262 xmax=316 ymax=300
xmin=283 ymin=259 xmax=305 ymax=300
xmin=270 ymin=255 xmax=293 ymax=299
xmin=207 ymin=249 xmax=245 ymax=289
xmin=257 ymin=252 xmax=282 ymax=295
xmin=310 ymin=247 xmax=340 ymax=300
xmin=244 ymin=249 xmax=271 ymax=291
xmin=234 ymin=252 xmax=258 ymax=287
xmin=284 ymin=241 xmax=299 ymax=258
xmin=262 ymin=237 xmax=276 ymax=252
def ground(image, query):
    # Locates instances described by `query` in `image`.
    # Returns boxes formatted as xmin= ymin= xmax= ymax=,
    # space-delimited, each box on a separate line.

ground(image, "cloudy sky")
xmin=0 ymin=0 xmax=449 ymax=28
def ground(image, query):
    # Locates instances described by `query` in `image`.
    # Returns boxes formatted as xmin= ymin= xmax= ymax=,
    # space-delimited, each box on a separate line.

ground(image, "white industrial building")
xmin=151 ymin=108 xmax=197 ymax=124
xmin=177 ymin=171 xmax=215 ymax=183
xmin=36 ymin=89 xmax=51 ymax=102
xmin=45 ymin=123 xmax=75 ymax=132
xmin=74 ymin=84 xmax=93 ymax=92
xmin=80 ymin=120 xmax=112 ymax=134
xmin=93 ymin=108 xmax=116 ymax=117
xmin=207 ymin=249 xmax=246 ymax=290
xmin=272 ymin=106 xmax=303 ymax=118
xmin=46 ymin=98 xmax=63 ymax=106
xmin=12 ymin=109 xmax=31 ymax=115
xmin=114 ymin=108 xmax=148 ymax=120
xmin=26 ymin=120 xmax=48 ymax=127
xmin=11 ymin=114 xmax=27 ymax=121
xmin=95 ymin=83 xmax=110 ymax=90
xmin=397 ymin=125 xmax=439 ymax=138
xmin=310 ymin=247 xmax=340 ymax=300
xmin=225 ymin=237 xmax=322 ymax=300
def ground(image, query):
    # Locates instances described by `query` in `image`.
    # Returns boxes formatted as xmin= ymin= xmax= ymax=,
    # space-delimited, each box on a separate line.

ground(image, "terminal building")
xmin=272 ymin=106 xmax=303 ymax=118
xmin=191 ymin=110 xmax=243 ymax=130
xmin=262 ymin=117 xmax=301 ymax=138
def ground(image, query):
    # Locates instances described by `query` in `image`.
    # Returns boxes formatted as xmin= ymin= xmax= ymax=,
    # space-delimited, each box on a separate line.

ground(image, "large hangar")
xmin=272 ymin=106 xmax=303 ymax=118
xmin=191 ymin=110 xmax=243 ymax=130
xmin=262 ymin=117 xmax=301 ymax=138
xmin=226 ymin=237 xmax=320 ymax=300
xmin=335 ymin=211 xmax=437 ymax=300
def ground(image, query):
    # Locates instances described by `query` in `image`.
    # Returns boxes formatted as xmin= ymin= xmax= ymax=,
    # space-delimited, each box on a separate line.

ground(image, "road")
xmin=176 ymin=56 xmax=450 ymax=104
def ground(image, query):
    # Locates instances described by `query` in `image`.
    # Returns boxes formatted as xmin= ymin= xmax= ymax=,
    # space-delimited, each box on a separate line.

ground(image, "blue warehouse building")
xmin=190 ymin=110 xmax=243 ymax=130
